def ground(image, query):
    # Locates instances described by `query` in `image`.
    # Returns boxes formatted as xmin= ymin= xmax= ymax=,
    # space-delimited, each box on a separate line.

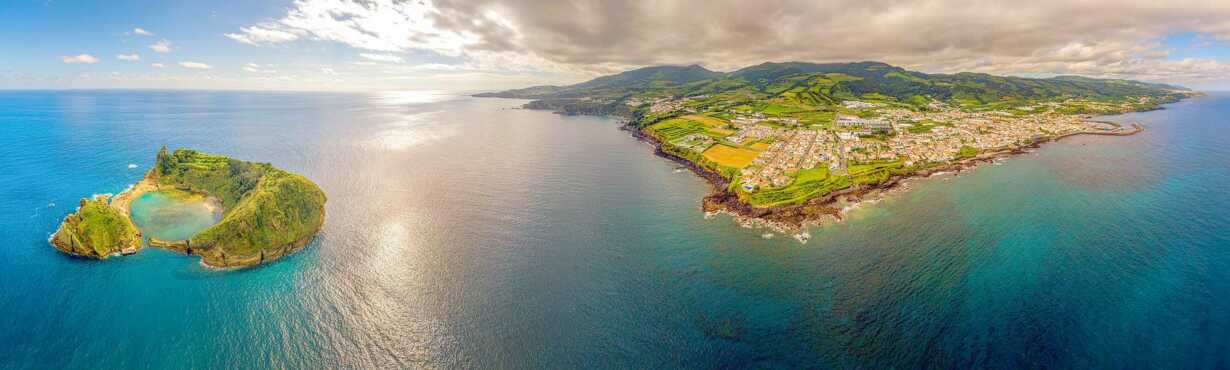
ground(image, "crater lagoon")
xmin=128 ymin=190 xmax=221 ymax=242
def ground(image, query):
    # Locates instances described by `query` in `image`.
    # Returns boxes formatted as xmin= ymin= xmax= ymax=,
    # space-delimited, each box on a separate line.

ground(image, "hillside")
xmin=51 ymin=196 xmax=141 ymax=259
xmin=480 ymin=61 xmax=1190 ymax=119
xmin=154 ymin=147 xmax=327 ymax=267
xmin=475 ymin=64 xmax=722 ymax=100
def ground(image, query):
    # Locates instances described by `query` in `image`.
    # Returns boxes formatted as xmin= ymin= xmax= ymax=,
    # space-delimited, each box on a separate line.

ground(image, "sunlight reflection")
xmin=372 ymin=90 xmax=450 ymax=105
xmin=366 ymin=111 xmax=456 ymax=151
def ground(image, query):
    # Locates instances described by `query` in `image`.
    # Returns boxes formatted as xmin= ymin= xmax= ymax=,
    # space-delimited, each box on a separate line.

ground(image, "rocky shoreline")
xmin=624 ymin=120 xmax=1145 ymax=238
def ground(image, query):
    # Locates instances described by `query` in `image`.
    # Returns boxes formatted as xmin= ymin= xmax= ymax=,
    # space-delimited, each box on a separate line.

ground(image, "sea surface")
xmin=0 ymin=90 xmax=1227 ymax=369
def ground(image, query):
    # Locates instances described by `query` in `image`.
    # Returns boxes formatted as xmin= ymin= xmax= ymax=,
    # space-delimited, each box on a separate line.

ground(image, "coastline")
xmin=190 ymin=213 xmax=323 ymax=269
xmin=624 ymin=119 xmax=1146 ymax=237
xmin=49 ymin=171 xmax=158 ymax=258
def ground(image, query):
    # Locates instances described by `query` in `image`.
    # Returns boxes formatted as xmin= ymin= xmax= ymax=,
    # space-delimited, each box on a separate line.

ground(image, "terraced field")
xmin=745 ymin=167 xmax=849 ymax=207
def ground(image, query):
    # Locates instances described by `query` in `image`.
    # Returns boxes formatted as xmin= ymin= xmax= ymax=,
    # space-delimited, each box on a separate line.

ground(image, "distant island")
xmin=479 ymin=61 xmax=1198 ymax=235
xmin=52 ymin=147 xmax=326 ymax=267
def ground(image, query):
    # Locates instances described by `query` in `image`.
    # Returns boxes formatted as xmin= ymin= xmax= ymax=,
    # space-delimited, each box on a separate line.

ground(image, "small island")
xmin=51 ymin=147 xmax=327 ymax=268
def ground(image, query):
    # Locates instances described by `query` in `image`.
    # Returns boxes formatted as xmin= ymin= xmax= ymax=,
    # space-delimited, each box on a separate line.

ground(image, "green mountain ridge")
xmin=477 ymin=61 xmax=1191 ymax=117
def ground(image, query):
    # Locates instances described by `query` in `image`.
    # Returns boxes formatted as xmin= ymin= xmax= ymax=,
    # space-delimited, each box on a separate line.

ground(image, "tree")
xmin=156 ymin=146 xmax=172 ymax=175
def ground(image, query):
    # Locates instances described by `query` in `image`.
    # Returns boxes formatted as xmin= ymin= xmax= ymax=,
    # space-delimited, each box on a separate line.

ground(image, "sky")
xmin=3 ymin=0 xmax=1230 ymax=91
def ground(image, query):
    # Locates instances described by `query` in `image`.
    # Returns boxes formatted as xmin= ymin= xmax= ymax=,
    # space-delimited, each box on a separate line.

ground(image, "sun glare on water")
xmin=365 ymin=110 xmax=457 ymax=151
xmin=373 ymin=90 xmax=450 ymax=105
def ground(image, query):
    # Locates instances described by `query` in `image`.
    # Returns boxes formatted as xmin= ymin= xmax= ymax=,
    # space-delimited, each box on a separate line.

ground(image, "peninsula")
xmin=51 ymin=147 xmax=327 ymax=267
xmin=479 ymin=61 xmax=1197 ymax=232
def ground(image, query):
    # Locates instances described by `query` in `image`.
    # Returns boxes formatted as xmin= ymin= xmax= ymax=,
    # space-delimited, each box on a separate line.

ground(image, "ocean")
xmin=0 ymin=90 xmax=1226 ymax=369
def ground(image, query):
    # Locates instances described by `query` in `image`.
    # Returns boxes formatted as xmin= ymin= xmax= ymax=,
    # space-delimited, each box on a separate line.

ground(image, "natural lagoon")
xmin=128 ymin=190 xmax=221 ymax=242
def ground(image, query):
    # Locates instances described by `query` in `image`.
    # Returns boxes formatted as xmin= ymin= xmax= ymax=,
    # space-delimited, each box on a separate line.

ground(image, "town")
xmin=640 ymin=95 xmax=1151 ymax=206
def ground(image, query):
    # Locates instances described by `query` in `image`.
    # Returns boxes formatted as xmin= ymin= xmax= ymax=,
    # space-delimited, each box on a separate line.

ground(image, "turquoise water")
xmin=128 ymin=191 xmax=220 ymax=241
xmin=0 ymin=90 xmax=1226 ymax=368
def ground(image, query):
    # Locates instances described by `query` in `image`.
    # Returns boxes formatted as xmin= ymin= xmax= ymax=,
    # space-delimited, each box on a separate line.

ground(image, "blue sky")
xmin=3 ymin=0 xmax=1230 ymax=91
xmin=1162 ymin=33 xmax=1230 ymax=61
xmin=0 ymin=0 xmax=573 ymax=91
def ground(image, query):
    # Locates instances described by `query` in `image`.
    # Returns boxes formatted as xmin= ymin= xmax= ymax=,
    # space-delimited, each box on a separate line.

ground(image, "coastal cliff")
xmin=50 ymin=196 xmax=141 ymax=259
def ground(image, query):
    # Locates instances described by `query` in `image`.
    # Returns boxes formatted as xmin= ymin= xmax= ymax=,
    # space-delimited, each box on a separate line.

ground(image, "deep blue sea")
xmin=0 ymin=90 xmax=1227 ymax=369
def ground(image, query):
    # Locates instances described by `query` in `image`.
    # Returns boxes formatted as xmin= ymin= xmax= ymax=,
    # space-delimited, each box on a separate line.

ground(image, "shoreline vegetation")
xmin=478 ymin=61 xmax=1196 ymax=239
xmin=50 ymin=147 xmax=326 ymax=268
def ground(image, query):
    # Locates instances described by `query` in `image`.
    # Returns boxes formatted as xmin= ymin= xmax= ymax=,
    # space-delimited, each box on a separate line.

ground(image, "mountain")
xmin=479 ymin=61 xmax=1192 ymax=117
xmin=475 ymin=64 xmax=721 ymax=99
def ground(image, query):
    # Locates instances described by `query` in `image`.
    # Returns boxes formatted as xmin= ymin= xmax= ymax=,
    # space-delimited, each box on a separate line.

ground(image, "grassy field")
xmin=702 ymin=144 xmax=759 ymax=169
xmin=649 ymin=114 xmax=735 ymax=140
xmin=680 ymin=114 xmax=730 ymax=128
xmin=745 ymin=167 xmax=850 ymax=208
xmin=748 ymin=142 xmax=771 ymax=151
xmin=793 ymin=166 xmax=830 ymax=183
xmin=648 ymin=118 xmax=707 ymax=141
xmin=848 ymin=160 xmax=905 ymax=185
xmin=906 ymin=119 xmax=951 ymax=134
xmin=957 ymin=145 xmax=978 ymax=159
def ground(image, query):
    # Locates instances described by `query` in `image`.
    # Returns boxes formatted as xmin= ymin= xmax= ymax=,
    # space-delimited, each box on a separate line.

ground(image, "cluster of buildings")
xmin=643 ymin=94 xmax=1135 ymax=193
xmin=740 ymin=130 xmax=837 ymax=190
xmin=881 ymin=108 xmax=1091 ymax=165
xmin=835 ymin=114 xmax=892 ymax=134
xmin=725 ymin=123 xmax=780 ymax=145
xmin=627 ymin=95 xmax=712 ymax=114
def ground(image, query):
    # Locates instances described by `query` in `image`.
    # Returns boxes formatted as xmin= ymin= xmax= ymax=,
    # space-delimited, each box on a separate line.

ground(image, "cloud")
xmin=320 ymin=67 xmax=337 ymax=75
xmin=151 ymin=63 xmax=165 ymax=68
xmin=242 ymin=62 xmax=276 ymax=73
xmin=132 ymin=28 xmax=154 ymax=36
xmin=116 ymin=54 xmax=140 ymax=61
xmin=225 ymin=24 xmax=302 ymax=45
xmin=228 ymin=0 xmax=1230 ymax=86
xmin=179 ymin=61 xmax=212 ymax=69
xmin=61 ymin=54 xmax=100 ymax=64
xmin=359 ymin=53 xmax=405 ymax=63
xmin=149 ymin=39 xmax=172 ymax=53
xmin=223 ymin=0 xmax=483 ymax=55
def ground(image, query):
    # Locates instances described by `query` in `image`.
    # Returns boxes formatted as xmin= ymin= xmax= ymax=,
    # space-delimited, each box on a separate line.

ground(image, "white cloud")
xmin=149 ymin=39 xmax=173 ymax=53
xmin=179 ymin=61 xmax=212 ymax=69
xmin=225 ymin=0 xmax=1230 ymax=87
xmin=116 ymin=54 xmax=140 ymax=61
xmin=224 ymin=0 xmax=479 ymax=55
xmin=242 ymin=62 xmax=276 ymax=73
xmin=151 ymin=63 xmax=165 ymax=68
xmin=224 ymin=24 xmax=302 ymax=45
xmin=321 ymin=67 xmax=337 ymax=75
xmin=61 ymin=54 xmax=100 ymax=64
xmin=359 ymin=53 xmax=405 ymax=63
xmin=132 ymin=28 xmax=154 ymax=36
